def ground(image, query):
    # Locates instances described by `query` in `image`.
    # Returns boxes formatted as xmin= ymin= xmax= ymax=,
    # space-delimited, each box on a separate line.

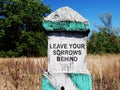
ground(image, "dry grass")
xmin=0 ymin=57 xmax=47 ymax=90
xmin=87 ymin=54 xmax=120 ymax=90
xmin=0 ymin=54 xmax=120 ymax=90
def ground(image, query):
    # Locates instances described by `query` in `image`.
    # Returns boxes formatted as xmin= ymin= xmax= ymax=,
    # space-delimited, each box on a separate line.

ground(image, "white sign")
xmin=48 ymin=33 xmax=89 ymax=73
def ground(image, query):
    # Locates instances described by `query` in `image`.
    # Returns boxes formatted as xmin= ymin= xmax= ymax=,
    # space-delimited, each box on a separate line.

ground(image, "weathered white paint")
xmin=48 ymin=32 xmax=89 ymax=74
xmin=43 ymin=71 xmax=77 ymax=90
xmin=42 ymin=6 xmax=92 ymax=90
xmin=44 ymin=6 xmax=88 ymax=24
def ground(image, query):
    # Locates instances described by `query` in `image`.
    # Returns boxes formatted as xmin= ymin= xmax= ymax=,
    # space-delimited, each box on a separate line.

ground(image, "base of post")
xmin=42 ymin=75 xmax=56 ymax=90
xmin=69 ymin=74 xmax=92 ymax=90
xmin=42 ymin=73 xmax=92 ymax=90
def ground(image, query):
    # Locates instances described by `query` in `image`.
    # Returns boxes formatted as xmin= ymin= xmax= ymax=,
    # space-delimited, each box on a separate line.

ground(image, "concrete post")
xmin=42 ymin=6 xmax=92 ymax=90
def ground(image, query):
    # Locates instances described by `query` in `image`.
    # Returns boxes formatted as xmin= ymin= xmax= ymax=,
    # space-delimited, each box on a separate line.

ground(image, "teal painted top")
xmin=42 ymin=21 xmax=90 ymax=31
xmin=42 ymin=6 xmax=90 ymax=32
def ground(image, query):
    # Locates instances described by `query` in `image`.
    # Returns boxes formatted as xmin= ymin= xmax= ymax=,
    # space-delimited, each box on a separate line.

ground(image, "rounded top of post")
xmin=42 ymin=6 xmax=90 ymax=33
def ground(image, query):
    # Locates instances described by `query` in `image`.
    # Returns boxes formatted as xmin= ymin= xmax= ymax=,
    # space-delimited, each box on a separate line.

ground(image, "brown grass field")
xmin=87 ymin=54 xmax=120 ymax=90
xmin=0 ymin=54 xmax=120 ymax=90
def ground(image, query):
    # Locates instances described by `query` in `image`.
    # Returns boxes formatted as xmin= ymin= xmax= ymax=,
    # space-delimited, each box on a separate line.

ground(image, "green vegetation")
xmin=88 ymin=13 xmax=120 ymax=54
xmin=0 ymin=0 xmax=50 ymax=57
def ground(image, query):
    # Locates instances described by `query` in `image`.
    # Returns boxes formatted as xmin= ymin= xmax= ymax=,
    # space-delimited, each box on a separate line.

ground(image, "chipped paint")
xmin=42 ymin=21 xmax=90 ymax=31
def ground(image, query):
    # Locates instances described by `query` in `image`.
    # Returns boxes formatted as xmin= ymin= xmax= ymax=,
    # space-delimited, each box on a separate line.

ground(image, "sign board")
xmin=48 ymin=32 xmax=89 ymax=73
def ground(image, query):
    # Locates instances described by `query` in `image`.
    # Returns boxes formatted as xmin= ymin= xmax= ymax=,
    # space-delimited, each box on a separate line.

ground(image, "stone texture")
xmin=43 ymin=6 xmax=90 ymax=31
xmin=44 ymin=6 xmax=89 ymax=24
